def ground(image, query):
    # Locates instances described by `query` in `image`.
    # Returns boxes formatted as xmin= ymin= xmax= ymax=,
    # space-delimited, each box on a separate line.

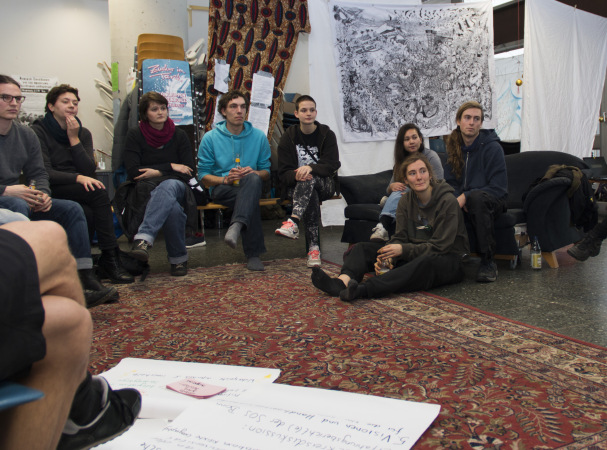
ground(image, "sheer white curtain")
xmin=521 ymin=0 xmax=607 ymax=157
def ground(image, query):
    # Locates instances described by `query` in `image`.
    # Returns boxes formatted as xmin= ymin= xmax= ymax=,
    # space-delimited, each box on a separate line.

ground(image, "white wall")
xmin=2 ymin=0 xmax=112 ymax=157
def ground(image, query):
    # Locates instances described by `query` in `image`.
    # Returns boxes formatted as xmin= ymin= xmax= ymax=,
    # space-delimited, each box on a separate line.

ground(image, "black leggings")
xmin=341 ymin=242 xmax=465 ymax=298
xmin=290 ymin=176 xmax=335 ymax=248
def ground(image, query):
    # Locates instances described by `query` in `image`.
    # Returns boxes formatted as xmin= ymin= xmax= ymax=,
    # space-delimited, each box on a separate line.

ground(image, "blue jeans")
xmin=0 ymin=196 xmax=93 ymax=269
xmin=135 ymin=179 xmax=188 ymax=264
xmin=0 ymin=208 xmax=29 ymax=225
xmin=212 ymin=173 xmax=266 ymax=258
xmin=379 ymin=189 xmax=409 ymax=219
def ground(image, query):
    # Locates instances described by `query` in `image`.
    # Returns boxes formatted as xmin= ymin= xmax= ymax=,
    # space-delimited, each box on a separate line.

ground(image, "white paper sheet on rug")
xmin=139 ymin=383 xmax=441 ymax=449
xmin=99 ymin=358 xmax=280 ymax=419
xmin=521 ymin=0 xmax=607 ymax=157
xmin=95 ymin=418 xmax=169 ymax=449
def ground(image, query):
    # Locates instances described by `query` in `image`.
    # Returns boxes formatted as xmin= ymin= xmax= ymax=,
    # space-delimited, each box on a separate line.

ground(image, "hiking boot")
xmin=129 ymin=239 xmax=151 ymax=262
xmin=370 ymin=223 xmax=389 ymax=242
xmin=57 ymin=377 xmax=141 ymax=450
xmin=79 ymin=269 xmax=119 ymax=308
xmin=185 ymin=233 xmax=206 ymax=249
xmin=97 ymin=248 xmax=134 ymax=284
xmin=275 ymin=218 xmax=299 ymax=239
xmin=307 ymin=248 xmax=321 ymax=267
xmin=567 ymin=236 xmax=602 ymax=261
xmin=476 ymin=260 xmax=498 ymax=283
xmin=171 ymin=261 xmax=188 ymax=276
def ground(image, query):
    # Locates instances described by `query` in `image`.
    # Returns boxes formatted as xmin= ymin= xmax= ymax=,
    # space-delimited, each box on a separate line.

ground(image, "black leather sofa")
xmin=339 ymin=151 xmax=592 ymax=268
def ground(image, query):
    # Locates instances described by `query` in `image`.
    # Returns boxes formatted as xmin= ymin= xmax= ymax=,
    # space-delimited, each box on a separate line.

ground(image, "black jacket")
xmin=277 ymin=122 xmax=341 ymax=197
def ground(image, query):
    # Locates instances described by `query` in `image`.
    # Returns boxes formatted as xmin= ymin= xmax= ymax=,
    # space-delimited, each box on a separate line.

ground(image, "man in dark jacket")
xmin=443 ymin=101 xmax=508 ymax=283
xmin=275 ymin=95 xmax=341 ymax=268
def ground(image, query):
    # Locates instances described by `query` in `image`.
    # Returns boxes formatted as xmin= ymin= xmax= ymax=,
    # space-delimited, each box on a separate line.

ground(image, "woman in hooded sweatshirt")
xmin=312 ymin=153 xmax=468 ymax=302
xmin=370 ymin=123 xmax=443 ymax=242
xmin=123 ymin=91 xmax=196 ymax=277
xmin=32 ymin=84 xmax=133 ymax=284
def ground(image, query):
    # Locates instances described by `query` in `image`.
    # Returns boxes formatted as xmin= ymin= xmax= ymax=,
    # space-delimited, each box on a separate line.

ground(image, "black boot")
xmin=79 ymin=269 xmax=119 ymax=308
xmin=97 ymin=248 xmax=134 ymax=284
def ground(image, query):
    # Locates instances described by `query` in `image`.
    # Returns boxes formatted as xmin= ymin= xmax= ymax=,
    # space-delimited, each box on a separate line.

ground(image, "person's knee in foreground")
xmin=197 ymin=90 xmax=272 ymax=271
xmin=274 ymin=95 xmax=341 ymax=268
xmin=0 ymin=75 xmax=117 ymax=306
xmin=370 ymin=123 xmax=444 ymax=243
xmin=312 ymin=154 xmax=469 ymax=302
xmin=443 ymin=101 xmax=508 ymax=282
xmin=124 ymin=91 xmax=197 ymax=277
xmin=0 ymin=221 xmax=141 ymax=450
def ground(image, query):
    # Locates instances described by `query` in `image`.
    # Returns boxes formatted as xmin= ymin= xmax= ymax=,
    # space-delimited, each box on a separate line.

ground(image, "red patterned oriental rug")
xmin=90 ymin=260 xmax=607 ymax=448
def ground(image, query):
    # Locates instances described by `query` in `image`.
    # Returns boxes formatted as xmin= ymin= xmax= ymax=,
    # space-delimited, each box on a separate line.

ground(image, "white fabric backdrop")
xmin=521 ymin=0 xmax=607 ymax=157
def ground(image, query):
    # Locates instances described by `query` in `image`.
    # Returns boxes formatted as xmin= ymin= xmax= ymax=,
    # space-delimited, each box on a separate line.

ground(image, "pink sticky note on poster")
xmin=166 ymin=379 xmax=226 ymax=399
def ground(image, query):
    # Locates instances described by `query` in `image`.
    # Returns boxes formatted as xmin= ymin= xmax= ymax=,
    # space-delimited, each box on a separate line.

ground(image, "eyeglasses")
xmin=0 ymin=94 xmax=26 ymax=104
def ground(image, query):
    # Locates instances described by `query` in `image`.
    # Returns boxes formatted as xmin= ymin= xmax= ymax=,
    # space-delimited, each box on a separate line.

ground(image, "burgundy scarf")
xmin=139 ymin=118 xmax=176 ymax=148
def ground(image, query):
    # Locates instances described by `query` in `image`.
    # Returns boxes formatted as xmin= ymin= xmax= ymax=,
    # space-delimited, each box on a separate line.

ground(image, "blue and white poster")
xmin=142 ymin=59 xmax=193 ymax=126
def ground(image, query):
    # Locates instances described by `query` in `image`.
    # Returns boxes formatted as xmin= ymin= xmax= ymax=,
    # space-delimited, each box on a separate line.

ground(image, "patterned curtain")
xmin=205 ymin=0 xmax=311 ymax=140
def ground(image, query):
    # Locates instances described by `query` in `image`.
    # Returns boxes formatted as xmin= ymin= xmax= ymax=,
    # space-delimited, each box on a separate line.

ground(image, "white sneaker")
xmin=370 ymin=223 xmax=389 ymax=242
xmin=307 ymin=247 xmax=321 ymax=267
xmin=275 ymin=218 xmax=299 ymax=239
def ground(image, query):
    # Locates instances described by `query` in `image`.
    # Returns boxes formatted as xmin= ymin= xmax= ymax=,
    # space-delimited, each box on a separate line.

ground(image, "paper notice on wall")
xmin=214 ymin=59 xmax=230 ymax=93
xmin=11 ymin=75 xmax=58 ymax=126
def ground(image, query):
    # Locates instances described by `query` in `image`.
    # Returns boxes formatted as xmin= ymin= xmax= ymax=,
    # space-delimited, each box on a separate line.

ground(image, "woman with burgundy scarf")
xmin=32 ymin=84 xmax=133 ymax=284
xmin=123 ymin=91 xmax=195 ymax=276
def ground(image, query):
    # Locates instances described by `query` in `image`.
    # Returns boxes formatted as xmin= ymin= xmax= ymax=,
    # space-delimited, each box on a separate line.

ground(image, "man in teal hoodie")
xmin=198 ymin=90 xmax=271 ymax=271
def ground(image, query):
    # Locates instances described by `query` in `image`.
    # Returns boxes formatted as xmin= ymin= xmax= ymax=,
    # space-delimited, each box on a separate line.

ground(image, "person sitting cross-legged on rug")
xmin=275 ymin=95 xmax=341 ymax=268
xmin=312 ymin=154 xmax=469 ymax=302
xmin=124 ymin=92 xmax=197 ymax=277
xmin=0 ymin=220 xmax=141 ymax=450
xmin=197 ymin=90 xmax=271 ymax=271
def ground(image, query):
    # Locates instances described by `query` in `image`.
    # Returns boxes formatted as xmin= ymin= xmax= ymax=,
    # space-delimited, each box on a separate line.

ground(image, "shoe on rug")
xmin=275 ymin=218 xmax=299 ymax=239
xmin=476 ymin=260 xmax=498 ymax=283
xmin=57 ymin=377 xmax=141 ymax=450
xmin=247 ymin=256 xmax=265 ymax=271
xmin=370 ymin=223 xmax=389 ymax=242
xmin=307 ymin=247 xmax=321 ymax=267
xmin=567 ymin=236 xmax=602 ymax=261
xmin=185 ymin=233 xmax=206 ymax=249
xmin=129 ymin=239 xmax=151 ymax=262
xmin=79 ymin=269 xmax=119 ymax=308
xmin=171 ymin=262 xmax=188 ymax=276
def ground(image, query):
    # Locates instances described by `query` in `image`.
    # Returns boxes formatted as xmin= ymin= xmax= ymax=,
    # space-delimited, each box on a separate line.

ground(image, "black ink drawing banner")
xmin=329 ymin=0 xmax=496 ymax=142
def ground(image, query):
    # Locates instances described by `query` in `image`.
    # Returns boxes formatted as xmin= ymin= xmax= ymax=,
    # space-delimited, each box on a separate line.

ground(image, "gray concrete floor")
xmin=117 ymin=219 xmax=607 ymax=348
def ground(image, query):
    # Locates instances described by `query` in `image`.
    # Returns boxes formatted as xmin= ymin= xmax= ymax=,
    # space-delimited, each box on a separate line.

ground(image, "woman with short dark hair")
xmin=123 ymin=91 xmax=196 ymax=276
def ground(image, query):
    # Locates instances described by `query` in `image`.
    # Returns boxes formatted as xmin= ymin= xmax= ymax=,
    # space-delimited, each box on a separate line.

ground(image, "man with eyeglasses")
xmin=0 ymin=74 xmax=117 ymax=307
